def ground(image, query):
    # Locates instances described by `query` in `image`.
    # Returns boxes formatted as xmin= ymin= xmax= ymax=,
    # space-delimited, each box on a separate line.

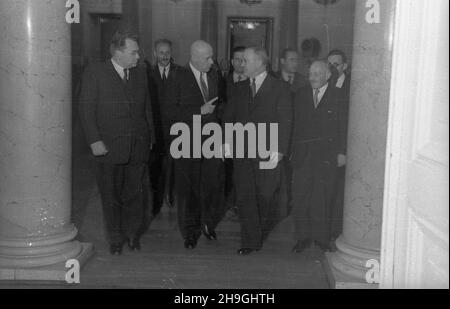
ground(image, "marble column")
xmin=0 ymin=0 xmax=92 ymax=281
xmin=324 ymin=0 xmax=395 ymax=288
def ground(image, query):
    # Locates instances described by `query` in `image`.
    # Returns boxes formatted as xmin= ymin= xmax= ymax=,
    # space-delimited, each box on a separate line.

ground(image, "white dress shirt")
xmin=313 ymin=82 xmax=329 ymax=107
xmin=159 ymin=64 xmax=170 ymax=79
xmin=233 ymin=72 xmax=247 ymax=83
xmin=250 ymin=71 xmax=268 ymax=94
xmin=281 ymin=71 xmax=295 ymax=84
xmin=189 ymin=62 xmax=208 ymax=91
xmin=111 ymin=58 xmax=128 ymax=80
xmin=336 ymin=73 xmax=346 ymax=89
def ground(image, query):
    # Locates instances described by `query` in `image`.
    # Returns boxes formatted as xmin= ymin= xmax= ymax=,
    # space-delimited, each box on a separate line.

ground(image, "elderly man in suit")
xmin=78 ymin=30 xmax=154 ymax=255
xmin=147 ymin=39 xmax=181 ymax=217
xmin=167 ymin=40 xmax=226 ymax=249
xmin=222 ymin=47 xmax=293 ymax=255
xmin=290 ymin=60 xmax=348 ymax=253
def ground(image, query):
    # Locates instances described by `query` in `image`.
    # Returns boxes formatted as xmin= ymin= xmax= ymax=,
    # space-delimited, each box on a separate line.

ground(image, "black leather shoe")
xmin=184 ymin=237 xmax=197 ymax=249
xmin=237 ymin=248 xmax=259 ymax=255
xmin=202 ymin=224 xmax=217 ymax=240
xmin=127 ymin=238 xmax=141 ymax=251
xmin=292 ymin=239 xmax=311 ymax=253
xmin=109 ymin=244 xmax=123 ymax=255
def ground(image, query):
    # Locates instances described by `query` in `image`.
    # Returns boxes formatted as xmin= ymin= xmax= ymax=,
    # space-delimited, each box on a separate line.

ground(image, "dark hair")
xmin=154 ymin=38 xmax=173 ymax=50
xmin=280 ymin=47 xmax=298 ymax=60
xmin=301 ymin=38 xmax=321 ymax=58
xmin=231 ymin=46 xmax=246 ymax=59
xmin=328 ymin=49 xmax=347 ymax=64
xmin=110 ymin=30 xmax=139 ymax=56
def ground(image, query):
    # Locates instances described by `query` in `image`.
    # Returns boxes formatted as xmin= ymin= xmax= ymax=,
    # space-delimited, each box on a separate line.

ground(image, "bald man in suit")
xmin=167 ymin=40 xmax=226 ymax=249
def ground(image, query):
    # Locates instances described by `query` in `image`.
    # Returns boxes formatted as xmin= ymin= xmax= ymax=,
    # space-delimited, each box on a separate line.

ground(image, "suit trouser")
xmin=95 ymin=162 xmax=149 ymax=245
xmin=174 ymin=158 xmax=225 ymax=239
xmin=234 ymin=159 xmax=282 ymax=249
xmin=291 ymin=155 xmax=338 ymax=245
xmin=149 ymin=150 xmax=175 ymax=214
xmin=278 ymin=159 xmax=293 ymax=219
xmin=330 ymin=166 xmax=345 ymax=239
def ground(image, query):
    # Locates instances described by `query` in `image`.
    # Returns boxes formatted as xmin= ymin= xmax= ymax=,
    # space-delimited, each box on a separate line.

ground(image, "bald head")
xmin=190 ymin=40 xmax=214 ymax=73
xmin=309 ymin=60 xmax=331 ymax=89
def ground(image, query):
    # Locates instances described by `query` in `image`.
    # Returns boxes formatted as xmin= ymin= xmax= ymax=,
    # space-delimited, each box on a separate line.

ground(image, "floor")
xmin=1 ymin=116 xmax=330 ymax=289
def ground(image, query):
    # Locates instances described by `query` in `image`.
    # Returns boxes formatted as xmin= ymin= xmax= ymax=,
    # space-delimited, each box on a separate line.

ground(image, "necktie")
xmin=122 ymin=68 xmax=129 ymax=83
xmin=200 ymin=72 xmax=209 ymax=101
xmin=162 ymin=68 xmax=167 ymax=83
xmin=288 ymin=75 xmax=294 ymax=85
xmin=313 ymin=88 xmax=320 ymax=109
xmin=250 ymin=78 xmax=257 ymax=98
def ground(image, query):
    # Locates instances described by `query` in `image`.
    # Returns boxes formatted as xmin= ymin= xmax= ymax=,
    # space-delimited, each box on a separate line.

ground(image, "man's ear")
xmin=343 ymin=63 xmax=348 ymax=72
xmin=280 ymin=58 xmax=286 ymax=66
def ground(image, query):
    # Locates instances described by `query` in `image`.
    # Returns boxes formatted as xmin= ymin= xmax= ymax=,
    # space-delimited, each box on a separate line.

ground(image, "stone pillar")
xmin=0 ymin=0 xmax=92 ymax=281
xmin=200 ymin=0 xmax=218 ymax=54
xmin=324 ymin=0 xmax=396 ymax=288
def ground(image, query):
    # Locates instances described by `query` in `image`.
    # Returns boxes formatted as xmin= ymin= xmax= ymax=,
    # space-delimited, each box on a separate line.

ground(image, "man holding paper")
xmin=166 ymin=40 xmax=226 ymax=249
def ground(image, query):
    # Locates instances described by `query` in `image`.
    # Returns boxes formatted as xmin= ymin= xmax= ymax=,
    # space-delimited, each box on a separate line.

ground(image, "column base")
xmin=0 ymin=242 xmax=94 ymax=282
xmin=322 ymin=236 xmax=379 ymax=289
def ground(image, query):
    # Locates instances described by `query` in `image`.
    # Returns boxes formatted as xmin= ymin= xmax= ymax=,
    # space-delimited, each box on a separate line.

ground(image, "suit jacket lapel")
xmin=207 ymin=71 xmax=217 ymax=101
xmin=316 ymin=84 xmax=332 ymax=110
xmin=107 ymin=61 xmax=135 ymax=103
xmin=250 ymin=74 xmax=273 ymax=113
xmin=187 ymin=66 xmax=205 ymax=101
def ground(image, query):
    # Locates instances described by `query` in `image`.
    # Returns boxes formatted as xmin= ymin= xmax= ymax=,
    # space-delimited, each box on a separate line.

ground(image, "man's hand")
xmin=220 ymin=143 xmax=231 ymax=161
xmin=90 ymin=141 xmax=108 ymax=157
xmin=269 ymin=152 xmax=284 ymax=165
xmin=337 ymin=154 xmax=346 ymax=167
xmin=201 ymin=97 xmax=218 ymax=115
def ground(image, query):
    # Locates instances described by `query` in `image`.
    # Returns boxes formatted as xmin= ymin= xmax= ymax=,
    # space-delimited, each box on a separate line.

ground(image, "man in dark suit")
xmin=167 ymin=40 xmax=226 ymax=249
xmin=273 ymin=48 xmax=307 ymax=219
xmin=78 ymin=31 xmax=154 ymax=255
xmin=327 ymin=49 xmax=351 ymax=244
xmin=290 ymin=60 xmax=348 ymax=253
xmin=274 ymin=48 xmax=308 ymax=94
xmin=147 ymin=39 xmax=181 ymax=217
xmin=222 ymin=46 xmax=247 ymax=214
xmin=222 ymin=47 xmax=293 ymax=255
xmin=226 ymin=46 xmax=248 ymax=97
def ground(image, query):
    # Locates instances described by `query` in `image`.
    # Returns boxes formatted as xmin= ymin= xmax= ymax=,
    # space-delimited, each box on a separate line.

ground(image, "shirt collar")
xmin=250 ymin=71 xmax=267 ymax=84
xmin=313 ymin=82 xmax=329 ymax=93
xmin=159 ymin=63 xmax=170 ymax=74
xmin=189 ymin=62 xmax=202 ymax=78
xmin=336 ymin=73 xmax=346 ymax=88
xmin=233 ymin=72 xmax=246 ymax=82
xmin=281 ymin=70 xmax=294 ymax=82
xmin=111 ymin=58 xmax=126 ymax=75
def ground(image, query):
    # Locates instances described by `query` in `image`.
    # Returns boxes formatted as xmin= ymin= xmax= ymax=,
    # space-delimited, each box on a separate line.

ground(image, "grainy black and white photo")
xmin=0 ymin=0 xmax=448 ymax=292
